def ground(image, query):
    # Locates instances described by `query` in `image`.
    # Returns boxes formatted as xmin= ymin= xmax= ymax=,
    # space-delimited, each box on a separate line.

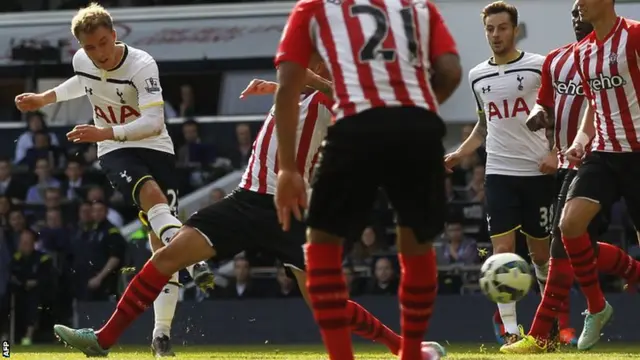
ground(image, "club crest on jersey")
xmin=482 ymin=86 xmax=491 ymax=93
xmin=116 ymin=89 xmax=125 ymax=104
xmin=609 ymin=52 xmax=618 ymax=65
xmin=144 ymin=77 xmax=160 ymax=94
xmin=517 ymin=75 xmax=524 ymax=91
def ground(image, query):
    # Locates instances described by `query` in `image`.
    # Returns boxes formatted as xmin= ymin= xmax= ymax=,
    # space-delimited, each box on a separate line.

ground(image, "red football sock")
xmin=558 ymin=298 xmax=571 ymax=330
xmin=305 ymin=243 xmax=353 ymax=360
xmin=529 ymin=258 xmax=573 ymax=338
xmin=398 ymin=249 xmax=437 ymax=360
xmin=562 ymin=233 xmax=605 ymax=313
xmin=596 ymin=242 xmax=640 ymax=282
xmin=96 ymin=261 xmax=170 ymax=349
xmin=346 ymin=300 xmax=401 ymax=355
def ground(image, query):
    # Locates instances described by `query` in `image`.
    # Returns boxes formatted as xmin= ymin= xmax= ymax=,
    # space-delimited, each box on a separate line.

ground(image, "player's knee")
xmin=559 ymin=206 xmax=587 ymax=238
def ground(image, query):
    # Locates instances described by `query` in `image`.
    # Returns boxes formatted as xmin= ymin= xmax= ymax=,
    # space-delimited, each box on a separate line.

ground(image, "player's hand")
xmin=565 ymin=143 xmax=585 ymax=166
xmin=15 ymin=93 xmax=47 ymax=112
xmin=538 ymin=152 xmax=558 ymax=174
xmin=444 ymin=151 xmax=463 ymax=173
xmin=66 ymin=124 xmax=113 ymax=143
xmin=275 ymin=169 xmax=307 ymax=231
xmin=239 ymin=79 xmax=278 ymax=99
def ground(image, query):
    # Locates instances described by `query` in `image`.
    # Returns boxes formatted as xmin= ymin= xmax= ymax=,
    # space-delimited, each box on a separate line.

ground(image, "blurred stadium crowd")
xmin=1 ymin=0 xmax=640 ymax=347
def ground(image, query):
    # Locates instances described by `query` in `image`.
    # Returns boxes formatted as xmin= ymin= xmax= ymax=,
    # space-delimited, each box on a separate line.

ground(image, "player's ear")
xmin=112 ymin=29 xmax=117 ymax=41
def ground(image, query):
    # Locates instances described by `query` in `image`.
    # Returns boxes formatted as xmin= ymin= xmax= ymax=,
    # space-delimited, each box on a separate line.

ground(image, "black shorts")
xmin=484 ymin=174 xmax=555 ymax=239
xmin=307 ymin=106 xmax=446 ymax=243
xmin=550 ymin=168 xmax=606 ymax=258
xmin=184 ymin=189 xmax=305 ymax=271
xmin=567 ymin=151 xmax=640 ymax=229
xmin=98 ymin=148 xmax=179 ymax=212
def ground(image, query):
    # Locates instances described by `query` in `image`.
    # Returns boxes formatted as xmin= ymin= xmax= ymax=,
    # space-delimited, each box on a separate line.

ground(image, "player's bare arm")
xmin=274 ymin=61 xmax=309 ymax=230
xmin=444 ymin=111 xmax=486 ymax=171
xmin=566 ymin=104 xmax=595 ymax=164
xmin=431 ymin=53 xmax=462 ymax=104
xmin=305 ymin=69 xmax=333 ymax=97
xmin=239 ymin=70 xmax=331 ymax=99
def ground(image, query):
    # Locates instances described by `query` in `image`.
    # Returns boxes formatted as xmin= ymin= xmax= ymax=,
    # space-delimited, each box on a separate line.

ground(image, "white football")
xmin=479 ymin=253 xmax=533 ymax=303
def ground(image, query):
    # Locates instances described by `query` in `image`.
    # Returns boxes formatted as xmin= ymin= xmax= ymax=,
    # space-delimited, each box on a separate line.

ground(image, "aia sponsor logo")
xmin=586 ymin=74 xmax=627 ymax=91
xmin=553 ymin=80 xmax=585 ymax=96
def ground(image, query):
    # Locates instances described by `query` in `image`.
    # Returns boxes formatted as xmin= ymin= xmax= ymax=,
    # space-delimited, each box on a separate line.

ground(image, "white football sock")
xmin=147 ymin=203 xmax=182 ymax=245
xmin=533 ymin=261 xmax=549 ymax=293
xmin=498 ymin=302 xmax=519 ymax=334
xmin=153 ymin=272 xmax=180 ymax=339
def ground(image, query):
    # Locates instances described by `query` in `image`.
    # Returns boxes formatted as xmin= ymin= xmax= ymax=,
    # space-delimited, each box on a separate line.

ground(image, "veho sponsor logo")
xmin=586 ymin=74 xmax=627 ymax=91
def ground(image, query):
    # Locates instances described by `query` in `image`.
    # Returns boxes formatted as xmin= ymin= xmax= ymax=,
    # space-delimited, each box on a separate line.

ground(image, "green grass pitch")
xmin=7 ymin=343 xmax=640 ymax=359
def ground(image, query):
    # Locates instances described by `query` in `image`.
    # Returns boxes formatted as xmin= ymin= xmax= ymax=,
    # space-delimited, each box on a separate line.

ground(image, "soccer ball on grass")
xmin=479 ymin=253 xmax=533 ymax=303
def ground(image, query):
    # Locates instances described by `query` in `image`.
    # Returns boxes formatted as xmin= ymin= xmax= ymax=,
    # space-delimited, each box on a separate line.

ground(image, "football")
xmin=479 ymin=253 xmax=533 ymax=303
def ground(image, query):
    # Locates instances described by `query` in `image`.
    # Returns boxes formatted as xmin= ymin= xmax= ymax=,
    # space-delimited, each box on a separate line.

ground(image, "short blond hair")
xmin=71 ymin=3 xmax=114 ymax=39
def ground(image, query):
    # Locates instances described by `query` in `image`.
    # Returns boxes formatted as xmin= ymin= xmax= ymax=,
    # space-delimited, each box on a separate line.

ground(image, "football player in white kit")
xmin=444 ymin=1 xmax=554 ymax=346
xmin=14 ymin=4 xmax=212 ymax=357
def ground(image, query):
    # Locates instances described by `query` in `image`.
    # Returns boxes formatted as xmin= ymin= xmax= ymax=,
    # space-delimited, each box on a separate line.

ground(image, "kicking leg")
xmin=53 ymin=227 xmax=215 ymax=356
xmin=137 ymin=179 xmax=214 ymax=289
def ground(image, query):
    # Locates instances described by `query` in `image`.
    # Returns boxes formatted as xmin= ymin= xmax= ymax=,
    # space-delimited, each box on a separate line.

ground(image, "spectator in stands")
xmin=62 ymin=159 xmax=88 ymax=201
xmin=271 ymin=265 xmax=301 ymax=298
xmin=0 ymin=196 xmax=10 ymax=229
xmin=38 ymin=208 xmax=70 ymax=254
xmin=6 ymin=210 xmax=28 ymax=252
xmin=366 ymin=257 xmax=398 ymax=295
xmin=69 ymin=201 xmax=126 ymax=301
xmin=436 ymin=221 xmax=479 ymax=266
xmin=349 ymin=226 xmax=387 ymax=266
xmin=0 ymin=158 xmax=27 ymax=204
xmin=9 ymin=229 xmax=53 ymax=345
xmin=177 ymin=119 xmax=229 ymax=187
xmin=342 ymin=260 xmax=363 ymax=296
xmin=26 ymin=158 xmax=60 ymax=204
xmin=86 ymin=186 xmax=123 ymax=227
xmin=81 ymin=144 xmax=101 ymax=171
xmin=228 ymin=123 xmax=253 ymax=169
xmin=22 ymin=131 xmax=66 ymax=170
xmin=178 ymin=84 xmax=197 ymax=117
xmin=210 ymin=188 xmax=226 ymax=203
xmin=464 ymin=164 xmax=485 ymax=202
xmin=14 ymin=112 xmax=60 ymax=165
xmin=222 ymin=256 xmax=261 ymax=299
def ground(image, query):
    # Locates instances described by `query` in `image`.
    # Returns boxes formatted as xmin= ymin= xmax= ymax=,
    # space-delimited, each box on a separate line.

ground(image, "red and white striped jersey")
xmin=574 ymin=17 xmax=640 ymax=153
xmin=274 ymin=0 xmax=457 ymax=120
xmin=537 ymin=43 xmax=587 ymax=169
xmin=239 ymin=91 xmax=333 ymax=195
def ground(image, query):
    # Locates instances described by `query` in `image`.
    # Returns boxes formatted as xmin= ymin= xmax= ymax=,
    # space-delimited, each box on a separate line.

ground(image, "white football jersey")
xmin=72 ymin=43 xmax=173 ymax=157
xmin=469 ymin=52 xmax=549 ymax=176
